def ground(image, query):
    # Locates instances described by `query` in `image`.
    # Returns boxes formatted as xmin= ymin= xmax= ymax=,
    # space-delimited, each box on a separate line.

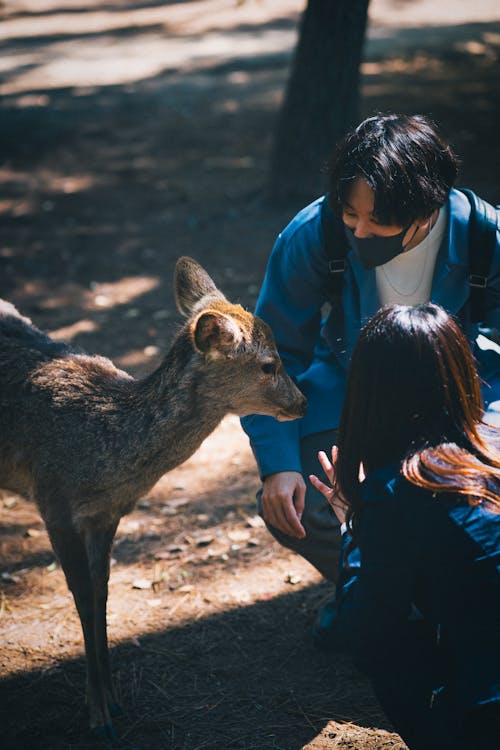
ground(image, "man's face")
xmin=342 ymin=178 xmax=410 ymax=239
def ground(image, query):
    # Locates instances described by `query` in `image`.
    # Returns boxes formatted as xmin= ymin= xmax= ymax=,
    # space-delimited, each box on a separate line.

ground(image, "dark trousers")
xmin=362 ymin=622 xmax=500 ymax=750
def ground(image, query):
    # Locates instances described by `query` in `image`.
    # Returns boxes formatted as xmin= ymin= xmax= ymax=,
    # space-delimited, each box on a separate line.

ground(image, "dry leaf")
xmin=168 ymin=496 xmax=190 ymax=507
xmin=132 ymin=578 xmax=152 ymax=590
xmin=25 ymin=528 xmax=42 ymax=538
xmin=196 ymin=536 xmax=214 ymax=547
xmin=246 ymin=515 xmax=265 ymax=529
xmin=177 ymin=584 xmax=194 ymax=594
xmin=227 ymin=529 xmax=250 ymax=542
xmin=155 ymin=550 xmax=172 ymax=560
xmin=122 ymin=520 xmax=141 ymax=533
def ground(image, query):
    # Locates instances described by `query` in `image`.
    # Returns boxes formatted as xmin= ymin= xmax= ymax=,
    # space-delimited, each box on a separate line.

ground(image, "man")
xmin=241 ymin=113 xmax=500 ymax=643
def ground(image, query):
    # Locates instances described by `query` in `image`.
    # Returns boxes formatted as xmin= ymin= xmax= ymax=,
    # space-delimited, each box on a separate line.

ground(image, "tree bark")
xmin=268 ymin=0 xmax=370 ymax=204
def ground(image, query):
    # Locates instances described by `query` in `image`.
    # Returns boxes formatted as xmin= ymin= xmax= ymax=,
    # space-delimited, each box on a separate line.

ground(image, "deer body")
xmin=0 ymin=258 xmax=306 ymax=738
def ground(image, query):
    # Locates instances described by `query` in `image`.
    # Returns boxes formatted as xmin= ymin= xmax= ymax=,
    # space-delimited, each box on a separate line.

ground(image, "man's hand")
xmin=261 ymin=471 xmax=306 ymax=539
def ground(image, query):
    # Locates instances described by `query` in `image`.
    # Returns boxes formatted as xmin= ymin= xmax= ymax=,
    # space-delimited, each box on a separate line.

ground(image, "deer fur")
xmin=0 ymin=257 xmax=306 ymax=738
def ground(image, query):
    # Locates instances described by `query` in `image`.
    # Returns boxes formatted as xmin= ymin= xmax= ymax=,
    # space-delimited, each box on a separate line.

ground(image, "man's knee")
xmin=256 ymin=485 xmax=341 ymax=580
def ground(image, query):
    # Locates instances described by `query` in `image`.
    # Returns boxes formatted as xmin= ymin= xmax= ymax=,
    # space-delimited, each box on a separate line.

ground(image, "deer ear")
xmin=192 ymin=311 xmax=243 ymax=357
xmin=174 ymin=256 xmax=226 ymax=316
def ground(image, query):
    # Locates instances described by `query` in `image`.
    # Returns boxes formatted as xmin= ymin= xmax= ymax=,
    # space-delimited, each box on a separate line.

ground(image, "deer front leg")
xmin=47 ymin=523 xmax=116 ymax=739
xmin=84 ymin=523 xmax=122 ymax=719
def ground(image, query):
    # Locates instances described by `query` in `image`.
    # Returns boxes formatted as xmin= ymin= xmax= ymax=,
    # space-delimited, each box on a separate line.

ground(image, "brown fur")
xmin=0 ymin=257 xmax=306 ymax=737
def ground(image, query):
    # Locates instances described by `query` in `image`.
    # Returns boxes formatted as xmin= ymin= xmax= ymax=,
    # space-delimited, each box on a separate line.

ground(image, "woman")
xmin=310 ymin=303 xmax=500 ymax=750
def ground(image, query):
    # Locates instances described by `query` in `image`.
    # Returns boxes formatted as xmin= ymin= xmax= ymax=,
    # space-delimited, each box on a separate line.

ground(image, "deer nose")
xmin=297 ymin=394 xmax=307 ymax=416
xmin=289 ymin=377 xmax=307 ymax=415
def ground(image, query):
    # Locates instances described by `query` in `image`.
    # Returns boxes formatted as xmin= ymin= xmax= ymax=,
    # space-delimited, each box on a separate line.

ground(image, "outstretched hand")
xmin=309 ymin=446 xmax=348 ymax=525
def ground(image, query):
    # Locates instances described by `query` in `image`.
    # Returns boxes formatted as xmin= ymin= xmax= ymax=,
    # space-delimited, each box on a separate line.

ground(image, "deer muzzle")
xmin=275 ymin=392 xmax=307 ymax=421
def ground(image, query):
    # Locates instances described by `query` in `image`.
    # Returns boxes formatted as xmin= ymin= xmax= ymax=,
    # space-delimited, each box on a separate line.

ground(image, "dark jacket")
xmin=241 ymin=190 xmax=500 ymax=477
xmin=335 ymin=465 xmax=500 ymax=715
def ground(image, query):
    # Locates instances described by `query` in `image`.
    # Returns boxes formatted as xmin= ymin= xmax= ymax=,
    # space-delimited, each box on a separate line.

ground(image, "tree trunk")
xmin=268 ymin=0 xmax=370 ymax=204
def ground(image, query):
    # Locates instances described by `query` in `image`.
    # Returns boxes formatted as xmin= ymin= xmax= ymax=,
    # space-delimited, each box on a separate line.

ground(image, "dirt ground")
xmin=1 ymin=1 xmax=499 ymax=748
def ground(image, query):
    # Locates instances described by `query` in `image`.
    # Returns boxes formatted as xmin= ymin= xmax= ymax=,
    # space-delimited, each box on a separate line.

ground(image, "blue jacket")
xmin=335 ymin=466 xmax=500 ymax=715
xmin=241 ymin=189 xmax=500 ymax=477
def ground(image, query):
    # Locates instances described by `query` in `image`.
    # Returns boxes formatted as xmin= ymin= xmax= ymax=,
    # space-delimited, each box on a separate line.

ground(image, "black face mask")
xmin=345 ymin=223 xmax=415 ymax=269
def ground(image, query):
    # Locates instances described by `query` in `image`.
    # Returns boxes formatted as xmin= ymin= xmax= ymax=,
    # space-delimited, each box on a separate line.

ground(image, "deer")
xmin=0 ymin=256 xmax=306 ymax=740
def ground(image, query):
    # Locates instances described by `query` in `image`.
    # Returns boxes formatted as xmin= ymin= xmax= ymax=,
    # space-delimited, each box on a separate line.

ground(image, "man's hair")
xmin=328 ymin=113 xmax=458 ymax=226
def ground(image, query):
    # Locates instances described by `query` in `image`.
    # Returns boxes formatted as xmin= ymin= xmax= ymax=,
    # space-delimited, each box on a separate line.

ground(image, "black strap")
xmin=458 ymin=188 xmax=499 ymax=324
xmin=321 ymin=195 xmax=349 ymax=299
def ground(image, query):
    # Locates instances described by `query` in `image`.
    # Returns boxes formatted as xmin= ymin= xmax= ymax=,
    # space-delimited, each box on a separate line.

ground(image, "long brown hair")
xmin=335 ymin=304 xmax=500 ymax=538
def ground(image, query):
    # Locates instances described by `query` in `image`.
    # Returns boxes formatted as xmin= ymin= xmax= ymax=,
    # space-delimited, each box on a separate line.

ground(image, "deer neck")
xmin=126 ymin=330 xmax=227 ymax=480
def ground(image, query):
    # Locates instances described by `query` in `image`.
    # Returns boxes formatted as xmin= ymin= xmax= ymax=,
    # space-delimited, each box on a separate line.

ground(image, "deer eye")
xmin=261 ymin=362 xmax=277 ymax=376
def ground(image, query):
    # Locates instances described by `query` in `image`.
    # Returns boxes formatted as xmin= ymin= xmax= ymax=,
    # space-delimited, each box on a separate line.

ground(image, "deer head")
xmin=174 ymin=257 xmax=307 ymax=421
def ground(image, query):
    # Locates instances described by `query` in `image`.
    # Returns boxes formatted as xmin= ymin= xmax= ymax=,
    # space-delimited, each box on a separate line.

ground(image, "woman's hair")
xmin=335 ymin=303 xmax=500 ymax=536
xmin=328 ymin=113 xmax=459 ymax=226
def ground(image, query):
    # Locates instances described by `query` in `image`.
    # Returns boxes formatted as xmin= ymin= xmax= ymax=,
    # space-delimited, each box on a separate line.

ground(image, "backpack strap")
xmin=459 ymin=188 xmax=499 ymax=324
xmin=320 ymin=194 xmax=349 ymax=299
xmin=320 ymin=188 xmax=499 ymax=323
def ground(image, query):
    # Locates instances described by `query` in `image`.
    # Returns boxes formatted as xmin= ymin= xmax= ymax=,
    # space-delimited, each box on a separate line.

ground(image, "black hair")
xmin=335 ymin=303 xmax=500 ymax=540
xmin=328 ymin=113 xmax=459 ymax=226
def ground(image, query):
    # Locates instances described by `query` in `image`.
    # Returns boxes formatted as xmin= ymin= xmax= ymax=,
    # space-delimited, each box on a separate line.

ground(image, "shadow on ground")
xmin=1 ymin=584 xmax=395 ymax=750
